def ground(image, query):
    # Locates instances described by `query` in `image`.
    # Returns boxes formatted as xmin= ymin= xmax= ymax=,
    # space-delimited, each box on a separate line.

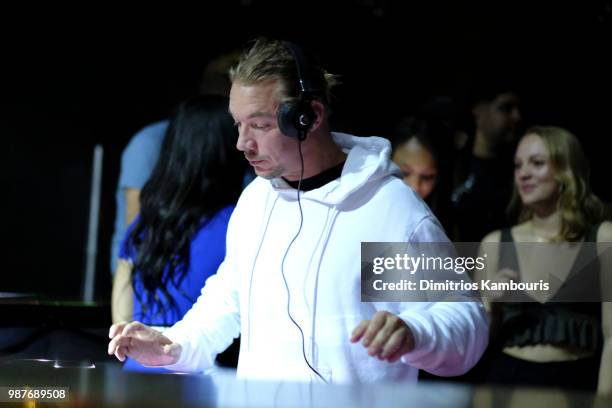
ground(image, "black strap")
xmin=584 ymin=222 xmax=602 ymax=243
xmin=500 ymin=228 xmax=514 ymax=243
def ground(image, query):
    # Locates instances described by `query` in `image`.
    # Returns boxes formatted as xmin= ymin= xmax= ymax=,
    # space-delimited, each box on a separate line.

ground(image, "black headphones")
xmin=277 ymin=42 xmax=317 ymax=141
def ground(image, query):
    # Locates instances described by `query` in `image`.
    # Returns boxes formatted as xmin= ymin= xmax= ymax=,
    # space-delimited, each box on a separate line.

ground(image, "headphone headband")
xmin=277 ymin=41 xmax=317 ymax=141
xmin=282 ymin=41 xmax=314 ymax=97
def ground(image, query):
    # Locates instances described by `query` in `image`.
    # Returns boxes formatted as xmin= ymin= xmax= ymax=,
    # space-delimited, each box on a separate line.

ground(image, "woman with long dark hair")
xmin=390 ymin=116 xmax=454 ymax=233
xmin=111 ymin=95 xmax=246 ymax=370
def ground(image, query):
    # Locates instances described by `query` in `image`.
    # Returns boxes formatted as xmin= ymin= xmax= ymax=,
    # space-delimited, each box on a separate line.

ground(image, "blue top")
xmin=119 ymin=204 xmax=235 ymax=372
xmin=110 ymin=120 xmax=255 ymax=274
xmin=110 ymin=120 xmax=169 ymax=274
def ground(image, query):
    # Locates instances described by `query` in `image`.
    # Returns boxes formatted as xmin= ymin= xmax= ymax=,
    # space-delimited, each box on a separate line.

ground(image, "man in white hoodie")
xmin=108 ymin=38 xmax=488 ymax=383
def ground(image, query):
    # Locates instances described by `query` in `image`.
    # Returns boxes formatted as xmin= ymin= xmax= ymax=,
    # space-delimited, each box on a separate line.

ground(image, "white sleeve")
xmin=160 ymin=216 xmax=242 ymax=373
xmin=397 ymin=216 xmax=489 ymax=376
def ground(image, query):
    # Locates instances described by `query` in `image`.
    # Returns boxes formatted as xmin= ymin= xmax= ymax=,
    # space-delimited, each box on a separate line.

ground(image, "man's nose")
xmin=236 ymin=127 xmax=254 ymax=152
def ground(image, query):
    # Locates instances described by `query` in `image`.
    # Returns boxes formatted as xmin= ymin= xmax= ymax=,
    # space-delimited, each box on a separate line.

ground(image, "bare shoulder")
xmin=482 ymin=230 xmax=502 ymax=243
xmin=597 ymin=221 xmax=612 ymax=242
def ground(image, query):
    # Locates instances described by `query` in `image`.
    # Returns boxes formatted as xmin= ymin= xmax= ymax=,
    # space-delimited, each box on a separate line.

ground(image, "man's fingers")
xmin=108 ymin=334 xmax=121 ymax=355
xmin=108 ymin=334 xmax=127 ymax=354
xmin=109 ymin=322 xmax=128 ymax=339
xmin=115 ymin=345 xmax=126 ymax=362
xmin=386 ymin=350 xmax=404 ymax=363
xmin=350 ymin=320 xmax=369 ymax=343
xmin=121 ymin=321 xmax=144 ymax=336
xmin=350 ymin=311 xmax=416 ymax=363
xmin=108 ymin=335 xmax=132 ymax=360
xmin=368 ymin=313 xmax=404 ymax=356
xmin=380 ymin=328 xmax=407 ymax=359
xmin=361 ymin=312 xmax=387 ymax=347
xmin=367 ymin=322 xmax=394 ymax=356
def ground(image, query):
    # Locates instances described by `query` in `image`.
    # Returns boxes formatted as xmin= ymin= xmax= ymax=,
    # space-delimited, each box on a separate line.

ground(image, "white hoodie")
xmin=163 ymin=133 xmax=488 ymax=383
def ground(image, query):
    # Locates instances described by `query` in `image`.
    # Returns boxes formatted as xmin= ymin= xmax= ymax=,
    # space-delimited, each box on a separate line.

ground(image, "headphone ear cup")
xmin=277 ymin=100 xmax=316 ymax=139
xmin=295 ymin=100 xmax=316 ymax=133
xmin=277 ymin=101 xmax=299 ymax=139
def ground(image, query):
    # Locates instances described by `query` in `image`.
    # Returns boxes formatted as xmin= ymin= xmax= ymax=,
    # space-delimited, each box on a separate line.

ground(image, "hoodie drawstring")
xmin=308 ymin=207 xmax=340 ymax=371
xmin=246 ymin=191 xmax=279 ymax=352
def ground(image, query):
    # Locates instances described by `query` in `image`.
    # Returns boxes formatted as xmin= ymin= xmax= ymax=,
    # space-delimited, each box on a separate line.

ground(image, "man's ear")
xmin=309 ymin=100 xmax=326 ymax=132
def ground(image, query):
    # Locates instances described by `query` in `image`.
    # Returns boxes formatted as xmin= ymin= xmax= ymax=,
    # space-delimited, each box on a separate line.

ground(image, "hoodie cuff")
xmin=159 ymin=329 xmax=192 ymax=371
xmin=397 ymin=308 xmax=437 ymax=364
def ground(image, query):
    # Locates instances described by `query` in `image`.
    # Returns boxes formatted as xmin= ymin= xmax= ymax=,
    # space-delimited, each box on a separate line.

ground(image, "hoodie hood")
xmin=270 ymin=132 xmax=401 ymax=206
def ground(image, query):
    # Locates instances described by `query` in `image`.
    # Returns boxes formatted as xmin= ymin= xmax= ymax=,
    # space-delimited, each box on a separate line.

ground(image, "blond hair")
xmin=509 ymin=126 xmax=605 ymax=241
xmin=229 ymin=38 xmax=339 ymax=106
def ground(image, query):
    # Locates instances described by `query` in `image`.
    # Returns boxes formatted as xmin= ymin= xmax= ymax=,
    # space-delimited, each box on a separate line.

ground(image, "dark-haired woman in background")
xmin=111 ymin=95 xmax=247 ymax=372
xmin=391 ymin=116 xmax=454 ymax=233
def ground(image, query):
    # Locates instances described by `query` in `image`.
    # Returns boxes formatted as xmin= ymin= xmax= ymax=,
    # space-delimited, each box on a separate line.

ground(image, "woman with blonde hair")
xmin=479 ymin=126 xmax=611 ymax=394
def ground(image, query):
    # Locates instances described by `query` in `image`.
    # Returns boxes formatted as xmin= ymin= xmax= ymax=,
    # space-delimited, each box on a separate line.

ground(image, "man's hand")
xmin=107 ymin=321 xmax=182 ymax=366
xmin=350 ymin=311 xmax=415 ymax=363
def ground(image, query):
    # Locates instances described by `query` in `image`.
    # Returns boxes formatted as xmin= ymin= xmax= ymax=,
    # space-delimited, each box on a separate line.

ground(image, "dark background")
xmin=1 ymin=1 xmax=611 ymax=300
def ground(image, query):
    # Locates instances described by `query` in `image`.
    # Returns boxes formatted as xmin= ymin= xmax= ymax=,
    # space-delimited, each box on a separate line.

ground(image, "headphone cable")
xmin=280 ymin=133 xmax=328 ymax=383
